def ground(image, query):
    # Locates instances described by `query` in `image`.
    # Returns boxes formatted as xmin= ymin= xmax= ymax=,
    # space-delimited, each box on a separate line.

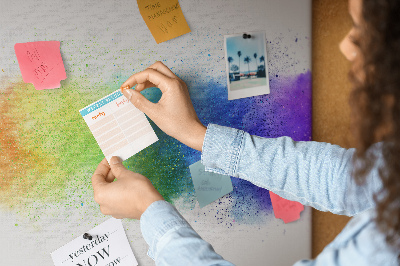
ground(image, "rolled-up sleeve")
xmin=201 ymin=124 xmax=382 ymax=216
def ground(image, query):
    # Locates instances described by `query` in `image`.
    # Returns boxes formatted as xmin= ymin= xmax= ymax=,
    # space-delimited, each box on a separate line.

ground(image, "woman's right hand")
xmin=120 ymin=61 xmax=207 ymax=151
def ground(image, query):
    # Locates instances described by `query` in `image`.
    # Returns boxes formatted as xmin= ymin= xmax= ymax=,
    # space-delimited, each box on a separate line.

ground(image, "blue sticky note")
xmin=189 ymin=161 xmax=233 ymax=208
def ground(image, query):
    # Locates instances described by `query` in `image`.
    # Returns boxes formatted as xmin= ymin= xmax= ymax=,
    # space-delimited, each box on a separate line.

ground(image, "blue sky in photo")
xmin=226 ymin=32 xmax=266 ymax=72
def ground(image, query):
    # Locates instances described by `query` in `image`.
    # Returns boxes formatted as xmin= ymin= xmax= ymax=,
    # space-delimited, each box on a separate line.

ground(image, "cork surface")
xmin=311 ymin=0 xmax=353 ymax=258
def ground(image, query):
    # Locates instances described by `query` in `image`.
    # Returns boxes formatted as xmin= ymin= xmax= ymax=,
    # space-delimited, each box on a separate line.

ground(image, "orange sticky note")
xmin=14 ymin=41 xmax=67 ymax=90
xmin=269 ymin=191 xmax=304 ymax=223
xmin=137 ymin=0 xmax=191 ymax=44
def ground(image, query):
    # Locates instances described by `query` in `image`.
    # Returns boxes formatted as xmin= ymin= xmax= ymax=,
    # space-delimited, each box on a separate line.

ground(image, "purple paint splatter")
xmin=129 ymin=71 xmax=311 ymax=224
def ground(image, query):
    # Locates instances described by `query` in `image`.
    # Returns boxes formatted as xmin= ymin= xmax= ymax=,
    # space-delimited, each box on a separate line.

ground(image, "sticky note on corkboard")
xmin=269 ymin=191 xmax=304 ymax=223
xmin=137 ymin=0 xmax=191 ymax=44
xmin=14 ymin=41 xmax=66 ymax=90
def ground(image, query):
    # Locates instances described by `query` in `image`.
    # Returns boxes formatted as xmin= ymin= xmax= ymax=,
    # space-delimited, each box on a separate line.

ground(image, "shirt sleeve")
xmin=201 ymin=124 xmax=383 ymax=216
xmin=140 ymin=200 xmax=235 ymax=265
xmin=293 ymin=210 xmax=399 ymax=266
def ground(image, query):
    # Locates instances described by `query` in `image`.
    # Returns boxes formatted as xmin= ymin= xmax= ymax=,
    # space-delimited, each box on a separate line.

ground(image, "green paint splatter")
xmin=1 ymin=78 xmax=118 ymax=206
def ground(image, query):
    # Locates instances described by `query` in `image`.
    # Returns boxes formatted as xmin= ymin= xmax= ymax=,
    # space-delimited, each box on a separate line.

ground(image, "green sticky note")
xmin=189 ymin=161 xmax=233 ymax=208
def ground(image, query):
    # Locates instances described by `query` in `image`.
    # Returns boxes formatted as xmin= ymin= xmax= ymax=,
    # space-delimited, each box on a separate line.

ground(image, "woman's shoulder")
xmin=322 ymin=209 xmax=399 ymax=265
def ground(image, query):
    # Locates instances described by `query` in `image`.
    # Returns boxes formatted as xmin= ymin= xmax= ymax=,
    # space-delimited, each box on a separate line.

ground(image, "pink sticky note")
xmin=269 ymin=191 xmax=304 ymax=223
xmin=14 ymin=41 xmax=67 ymax=90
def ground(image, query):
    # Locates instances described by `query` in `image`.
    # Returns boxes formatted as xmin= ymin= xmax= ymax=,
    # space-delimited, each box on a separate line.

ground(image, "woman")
xmin=91 ymin=0 xmax=400 ymax=264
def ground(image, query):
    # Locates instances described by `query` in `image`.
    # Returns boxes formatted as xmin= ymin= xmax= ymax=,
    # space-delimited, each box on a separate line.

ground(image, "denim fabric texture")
xmin=140 ymin=124 xmax=399 ymax=265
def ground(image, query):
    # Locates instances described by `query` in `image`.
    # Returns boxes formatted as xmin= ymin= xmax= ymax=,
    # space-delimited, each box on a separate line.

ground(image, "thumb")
xmin=109 ymin=156 xmax=129 ymax=178
xmin=92 ymin=158 xmax=111 ymax=189
xmin=122 ymin=88 xmax=155 ymax=115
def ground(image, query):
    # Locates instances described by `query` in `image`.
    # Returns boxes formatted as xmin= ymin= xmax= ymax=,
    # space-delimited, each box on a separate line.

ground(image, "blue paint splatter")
xmin=125 ymin=71 xmax=312 ymax=224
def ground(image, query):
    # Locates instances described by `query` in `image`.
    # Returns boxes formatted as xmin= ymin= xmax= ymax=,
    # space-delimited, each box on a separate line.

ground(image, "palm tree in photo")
xmin=253 ymin=53 xmax=258 ymax=75
xmin=228 ymin=56 xmax=233 ymax=73
xmin=244 ymin=56 xmax=251 ymax=78
xmin=260 ymin=55 xmax=265 ymax=71
xmin=237 ymin=51 xmax=242 ymax=78
xmin=231 ymin=64 xmax=239 ymax=72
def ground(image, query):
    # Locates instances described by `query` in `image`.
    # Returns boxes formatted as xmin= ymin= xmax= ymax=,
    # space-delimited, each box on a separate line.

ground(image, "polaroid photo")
xmin=224 ymin=31 xmax=270 ymax=100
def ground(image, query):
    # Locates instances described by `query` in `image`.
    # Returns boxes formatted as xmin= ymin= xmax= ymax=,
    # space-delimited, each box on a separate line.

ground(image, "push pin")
xmin=121 ymin=85 xmax=130 ymax=92
xmin=83 ymin=233 xmax=93 ymax=240
xmin=242 ymin=33 xmax=252 ymax=39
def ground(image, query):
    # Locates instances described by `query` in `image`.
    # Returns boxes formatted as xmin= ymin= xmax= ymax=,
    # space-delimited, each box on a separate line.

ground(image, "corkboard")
xmin=0 ymin=1 xmax=312 ymax=265
xmin=312 ymin=0 xmax=353 ymax=257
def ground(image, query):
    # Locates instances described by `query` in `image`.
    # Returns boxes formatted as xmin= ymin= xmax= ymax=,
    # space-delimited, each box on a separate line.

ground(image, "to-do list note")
xmin=79 ymin=90 xmax=158 ymax=162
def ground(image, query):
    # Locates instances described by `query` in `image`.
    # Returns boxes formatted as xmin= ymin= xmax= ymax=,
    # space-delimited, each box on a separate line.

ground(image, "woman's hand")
xmin=91 ymin=157 xmax=164 ymax=220
xmin=120 ymin=61 xmax=206 ymax=151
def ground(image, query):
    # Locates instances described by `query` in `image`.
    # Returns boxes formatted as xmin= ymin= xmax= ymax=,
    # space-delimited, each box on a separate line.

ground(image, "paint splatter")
xmin=0 ymin=79 xmax=110 ymax=207
xmin=0 ymin=70 xmax=311 ymax=225
xmin=124 ymin=71 xmax=311 ymax=223
xmin=0 ymin=83 xmax=50 ymax=197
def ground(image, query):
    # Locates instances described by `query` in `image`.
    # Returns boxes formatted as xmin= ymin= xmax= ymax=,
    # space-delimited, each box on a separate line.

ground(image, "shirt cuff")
xmin=201 ymin=124 xmax=245 ymax=176
xmin=140 ymin=200 xmax=192 ymax=260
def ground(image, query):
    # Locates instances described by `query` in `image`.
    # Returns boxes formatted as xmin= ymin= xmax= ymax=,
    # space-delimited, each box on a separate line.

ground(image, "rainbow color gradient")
xmin=0 ymin=71 xmax=311 ymax=224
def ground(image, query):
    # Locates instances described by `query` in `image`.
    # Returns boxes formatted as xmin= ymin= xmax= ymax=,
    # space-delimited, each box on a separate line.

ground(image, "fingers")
xmin=135 ymin=81 xmax=156 ymax=92
xmin=147 ymin=61 xmax=177 ymax=79
xmin=122 ymin=62 xmax=178 ymax=93
xmin=121 ymin=89 xmax=158 ymax=117
xmin=109 ymin=156 xmax=129 ymax=179
xmin=121 ymin=61 xmax=177 ymax=90
xmin=92 ymin=158 xmax=111 ymax=189
xmin=105 ymin=169 xmax=116 ymax=183
xmin=99 ymin=206 xmax=110 ymax=216
xmin=121 ymin=68 xmax=171 ymax=93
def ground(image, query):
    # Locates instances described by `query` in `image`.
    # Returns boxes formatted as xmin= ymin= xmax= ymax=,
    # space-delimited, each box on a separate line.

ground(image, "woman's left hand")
xmin=91 ymin=157 xmax=164 ymax=219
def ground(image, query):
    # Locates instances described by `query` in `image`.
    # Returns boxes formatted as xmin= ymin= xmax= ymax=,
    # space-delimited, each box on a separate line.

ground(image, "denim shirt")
xmin=140 ymin=124 xmax=399 ymax=265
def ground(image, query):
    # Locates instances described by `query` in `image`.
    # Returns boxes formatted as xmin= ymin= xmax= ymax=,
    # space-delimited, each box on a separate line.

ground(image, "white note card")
xmin=79 ymin=89 xmax=158 ymax=162
xmin=51 ymin=218 xmax=138 ymax=266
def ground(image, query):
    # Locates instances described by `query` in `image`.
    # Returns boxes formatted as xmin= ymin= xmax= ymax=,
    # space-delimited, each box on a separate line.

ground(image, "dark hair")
xmin=350 ymin=0 xmax=400 ymax=251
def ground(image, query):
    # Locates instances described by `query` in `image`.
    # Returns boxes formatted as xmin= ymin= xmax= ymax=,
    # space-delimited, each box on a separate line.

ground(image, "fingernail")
xmin=110 ymin=156 xmax=122 ymax=165
xmin=123 ymin=88 xmax=133 ymax=100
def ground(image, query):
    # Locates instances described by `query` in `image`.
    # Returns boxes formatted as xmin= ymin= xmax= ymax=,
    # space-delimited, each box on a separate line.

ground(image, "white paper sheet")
xmin=79 ymin=89 xmax=158 ymax=162
xmin=51 ymin=218 xmax=138 ymax=266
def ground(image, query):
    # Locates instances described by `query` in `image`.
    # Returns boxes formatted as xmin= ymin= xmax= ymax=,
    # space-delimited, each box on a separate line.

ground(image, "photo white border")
xmin=224 ymin=31 xmax=270 ymax=100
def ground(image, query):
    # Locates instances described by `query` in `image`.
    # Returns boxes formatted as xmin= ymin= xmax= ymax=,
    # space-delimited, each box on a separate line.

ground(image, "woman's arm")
xmin=141 ymin=201 xmax=234 ymax=265
xmin=92 ymin=157 xmax=233 ymax=265
xmin=202 ymin=124 xmax=382 ymax=216
xmin=119 ymin=62 xmax=382 ymax=217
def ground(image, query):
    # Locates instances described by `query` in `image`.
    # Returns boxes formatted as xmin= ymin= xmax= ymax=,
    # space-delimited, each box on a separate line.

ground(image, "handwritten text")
xmin=116 ymin=98 xmax=129 ymax=108
xmin=147 ymin=2 xmax=180 ymax=20
xmin=92 ymin=112 xmax=105 ymax=120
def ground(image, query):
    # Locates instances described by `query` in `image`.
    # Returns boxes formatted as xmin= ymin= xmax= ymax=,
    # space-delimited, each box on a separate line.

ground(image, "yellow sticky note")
xmin=137 ymin=0 xmax=191 ymax=44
